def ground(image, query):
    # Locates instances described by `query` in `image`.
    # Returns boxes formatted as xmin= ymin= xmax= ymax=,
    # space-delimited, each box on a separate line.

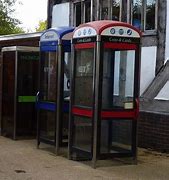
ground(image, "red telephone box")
xmin=69 ymin=20 xmax=141 ymax=167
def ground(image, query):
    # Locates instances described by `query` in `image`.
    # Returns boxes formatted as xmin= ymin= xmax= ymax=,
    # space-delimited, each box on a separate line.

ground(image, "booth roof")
xmin=74 ymin=20 xmax=141 ymax=36
xmin=41 ymin=26 xmax=75 ymax=39
xmin=0 ymin=32 xmax=42 ymax=41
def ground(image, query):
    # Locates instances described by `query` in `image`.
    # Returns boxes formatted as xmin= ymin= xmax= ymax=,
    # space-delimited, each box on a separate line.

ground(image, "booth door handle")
xmin=135 ymin=98 xmax=139 ymax=118
xmin=36 ymin=91 xmax=40 ymax=102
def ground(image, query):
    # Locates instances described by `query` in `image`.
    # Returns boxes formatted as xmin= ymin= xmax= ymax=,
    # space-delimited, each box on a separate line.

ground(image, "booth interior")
xmin=0 ymin=46 xmax=39 ymax=140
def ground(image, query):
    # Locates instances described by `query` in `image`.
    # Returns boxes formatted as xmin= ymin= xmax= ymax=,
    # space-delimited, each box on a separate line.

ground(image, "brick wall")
xmin=138 ymin=111 xmax=169 ymax=152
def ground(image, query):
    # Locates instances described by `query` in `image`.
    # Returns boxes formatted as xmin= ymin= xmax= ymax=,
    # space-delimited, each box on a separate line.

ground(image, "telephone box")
xmin=0 ymin=46 xmax=39 ymax=139
xmin=69 ymin=20 xmax=141 ymax=167
xmin=37 ymin=27 xmax=74 ymax=153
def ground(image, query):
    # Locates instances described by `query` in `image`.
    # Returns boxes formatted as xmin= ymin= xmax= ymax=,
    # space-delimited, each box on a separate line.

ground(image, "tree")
xmin=35 ymin=20 xmax=47 ymax=32
xmin=0 ymin=0 xmax=25 ymax=35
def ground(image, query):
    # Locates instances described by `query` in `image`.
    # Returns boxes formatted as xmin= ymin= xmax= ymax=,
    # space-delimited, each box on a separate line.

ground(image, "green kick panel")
xmin=18 ymin=96 xmax=36 ymax=103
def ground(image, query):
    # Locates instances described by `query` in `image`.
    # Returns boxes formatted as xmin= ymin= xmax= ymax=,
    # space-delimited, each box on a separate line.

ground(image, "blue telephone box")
xmin=37 ymin=27 xmax=74 ymax=154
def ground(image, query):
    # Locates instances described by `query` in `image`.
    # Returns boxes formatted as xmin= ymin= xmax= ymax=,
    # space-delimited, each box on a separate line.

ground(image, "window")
xmin=73 ymin=0 xmax=92 ymax=26
xmin=103 ymin=0 xmax=157 ymax=31
xmin=74 ymin=2 xmax=81 ymax=26
xmin=132 ymin=0 xmax=157 ymax=31
xmin=84 ymin=0 xmax=91 ymax=22
xmin=145 ymin=0 xmax=156 ymax=30
xmin=112 ymin=0 xmax=120 ymax=21
xmin=100 ymin=0 xmax=109 ymax=20
xmin=132 ymin=0 xmax=142 ymax=30
xmin=100 ymin=0 xmax=120 ymax=20
xmin=72 ymin=0 xmax=157 ymax=32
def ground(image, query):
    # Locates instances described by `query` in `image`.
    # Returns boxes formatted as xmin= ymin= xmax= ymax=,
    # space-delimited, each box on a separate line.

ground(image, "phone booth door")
xmin=69 ymin=42 xmax=95 ymax=160
xmin=37 ymin=51 xmax=57 ymax=145
xmin=37 ymin=27 xmax=74 ymax=149
xmin=99 ymin=42 xmax=139 ymax=157
xmin=1 ymin=51 xmax=15 ymax=138
xmin=17 ymin=50 xmax=39 ymax=137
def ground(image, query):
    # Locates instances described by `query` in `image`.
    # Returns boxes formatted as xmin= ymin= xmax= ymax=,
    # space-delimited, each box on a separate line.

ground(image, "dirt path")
xmin=0 ymin=136 xmax=169 ymax=180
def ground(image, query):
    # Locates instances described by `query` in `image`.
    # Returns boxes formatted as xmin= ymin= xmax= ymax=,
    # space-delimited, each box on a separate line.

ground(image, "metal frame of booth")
xmin=0 ymin=46 xmax=39 ymax=140
xmin=68 ymin=20 xmax=141 ymax=167
xmin=37 ymin=27 xmax=74 ymax=154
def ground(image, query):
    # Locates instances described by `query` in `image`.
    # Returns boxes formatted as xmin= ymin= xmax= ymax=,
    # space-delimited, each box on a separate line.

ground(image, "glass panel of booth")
xmin=73 ymin=116 xmax=93 ymax=153
xmin=17 ymin=52 xmax=39 ymax=136
xmin=64 ymin=52 xmax=71 ymax=99
xmin=38 ymin=110 xmax=55 ymax=141
xmin=2 ymin=52 xmax=15 ymax=136
xmin=71 ymin=46 xmax=94 ymax=157
xmin=38 ymin=51 xmax=57 ymax=142
xmin=39 ymin=51 xmax=71 ymax=101
xmin=102 ymin=49 xmax=135 ymax=110
xmin=74 ymin=48 xmax=94 ymax=107
xmin=40 ymin=51 xmax=57 ymax=102
xmin=17 ymin=52 xmax=39 ymax=96
xmin=100 ymin=119 xmax=132 ymax=154
xmin=38 ymin=48 xmax=71 ymax=143
xmin=100 ymin=46 xmax=136 ymax=155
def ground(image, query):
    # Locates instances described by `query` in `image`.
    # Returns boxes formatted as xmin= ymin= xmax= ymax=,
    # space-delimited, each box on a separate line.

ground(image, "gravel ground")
xmin=0 ymin=136 xmax=169 ymax=180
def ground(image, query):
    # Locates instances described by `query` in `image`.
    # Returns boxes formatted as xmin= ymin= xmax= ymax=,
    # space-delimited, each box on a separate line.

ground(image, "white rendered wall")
xmin=155 ymin=81 xmax=169 ymax=100
xmin=165 ymin=0 xmax=169 ymax=61
xmin=140 ymin=46 xmax=157 ymax=95
xmin=52 ymin=3 xmax=70 ymax=27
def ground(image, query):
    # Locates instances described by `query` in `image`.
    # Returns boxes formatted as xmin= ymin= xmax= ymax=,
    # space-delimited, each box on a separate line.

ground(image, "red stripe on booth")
xmin=72 ymin=107 xmax=93 ymax=117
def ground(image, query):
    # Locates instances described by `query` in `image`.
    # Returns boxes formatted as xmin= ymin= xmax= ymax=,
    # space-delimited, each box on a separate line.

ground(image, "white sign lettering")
xmin=40 ymin=30 xmax=59 ymax=42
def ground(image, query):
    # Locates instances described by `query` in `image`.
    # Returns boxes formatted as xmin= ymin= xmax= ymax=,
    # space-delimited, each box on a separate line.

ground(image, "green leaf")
xmin=0 ymin=0 xmax=25 ymax=35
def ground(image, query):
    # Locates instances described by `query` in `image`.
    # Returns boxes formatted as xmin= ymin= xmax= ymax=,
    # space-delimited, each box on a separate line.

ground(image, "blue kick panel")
xmin=36 ymin=101 xmax=69 ymax=113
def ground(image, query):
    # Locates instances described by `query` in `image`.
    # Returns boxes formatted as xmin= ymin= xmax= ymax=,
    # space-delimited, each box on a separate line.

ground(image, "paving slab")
xmin=0 ymin=136 xmax=169 ymax=180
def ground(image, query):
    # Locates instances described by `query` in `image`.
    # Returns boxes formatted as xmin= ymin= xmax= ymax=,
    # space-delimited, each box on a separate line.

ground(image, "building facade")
xmin=47 ymin=0 xmax=167 ymax=96
xmin=47 ymin=0 xmax=169 ymax=152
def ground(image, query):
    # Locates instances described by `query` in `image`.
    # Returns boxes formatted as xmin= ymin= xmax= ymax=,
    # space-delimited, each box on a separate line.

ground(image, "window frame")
xmin=98 ymin=0 xmax=121 ymax=21
xmin=73 ymin=0 xmax=93 ymax=27
xmin=73 ymin=1 xmax=82 ymax=27
xmin=131 ymin=0 xmax=158 ymax=33
xmin=72 ymin=0 xmax=158 ymax=34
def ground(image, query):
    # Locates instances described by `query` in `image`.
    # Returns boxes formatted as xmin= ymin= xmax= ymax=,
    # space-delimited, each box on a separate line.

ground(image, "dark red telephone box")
xmin=69 ymin=20 xmax=141 ymax=167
